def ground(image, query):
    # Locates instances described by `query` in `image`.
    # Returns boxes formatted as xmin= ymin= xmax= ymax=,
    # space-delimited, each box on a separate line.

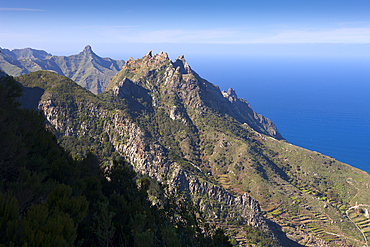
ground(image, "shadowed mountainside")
xmin=0 ymin=70 xmax=238 ymax=247
xmin=13 ymin=51 xmax=370 ymax=246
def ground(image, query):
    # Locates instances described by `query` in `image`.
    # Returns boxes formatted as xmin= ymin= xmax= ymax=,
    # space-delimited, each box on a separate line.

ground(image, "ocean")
xmin=187 ymin=54 xmax=370 ymax=173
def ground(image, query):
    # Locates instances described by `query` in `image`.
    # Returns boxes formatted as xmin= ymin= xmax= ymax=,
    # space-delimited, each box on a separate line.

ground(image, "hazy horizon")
xmin=2 ymin=0 xmax=370 ymax=57
xmin=2 ymin=0 xmax=370 ymax=171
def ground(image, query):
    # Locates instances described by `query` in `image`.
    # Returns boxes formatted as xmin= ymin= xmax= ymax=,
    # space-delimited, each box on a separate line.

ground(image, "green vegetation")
xmin=0 ymin=73 xmax=233 ymax=247
xmin=11 ymin=50 xmax=370 ymax=247
xmin=347 ymin=205 xmax=370 ymax=243
xmin=243 ymin=225 xmax=280 ymax=247
xmin=16 ymin=71 xmax=121 ymax=161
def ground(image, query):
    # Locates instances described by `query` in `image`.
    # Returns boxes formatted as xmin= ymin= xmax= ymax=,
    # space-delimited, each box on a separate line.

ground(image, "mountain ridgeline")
xmin=7 ymin=48 xmax=370 ymax=246
xmin=0 ymin=71 xmax=237 ymax=247
xmin=0 ymin=45 xmax=124 ymax=94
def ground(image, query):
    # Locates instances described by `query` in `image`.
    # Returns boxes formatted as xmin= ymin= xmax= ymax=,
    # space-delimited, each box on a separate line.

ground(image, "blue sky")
xmin=2 ymin=0 xmax=370 ymax=57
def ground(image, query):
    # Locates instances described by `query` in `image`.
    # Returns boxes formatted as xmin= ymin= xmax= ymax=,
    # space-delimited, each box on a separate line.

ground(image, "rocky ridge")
xmin=0 ymin=45 xmax=124 ymax=94
xmin=15 ymin=51 xmax=370 ymax=246
xmin=25 ymin=70 xmax=272 ymax=243
xmin=109 ymin=51 xmax=283 ymax=140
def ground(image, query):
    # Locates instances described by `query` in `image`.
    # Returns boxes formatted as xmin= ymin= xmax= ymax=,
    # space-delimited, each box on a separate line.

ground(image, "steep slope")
xmin=106 ymin=52 xmax=370 ymax=246
xmin=0 ymin=71 xmax=235 ymax=247
xmin=0 ymin=46 xmax=124 ymax=94
xmin=16 ymin=70 xmax=284 ymax=245
xmin=108 ymin=51 xmax=282 ymax=139
xmin=15 ymin=51 xmax=370 ymax=246
xmin=49 ymin=45 xmax=125 ymax=94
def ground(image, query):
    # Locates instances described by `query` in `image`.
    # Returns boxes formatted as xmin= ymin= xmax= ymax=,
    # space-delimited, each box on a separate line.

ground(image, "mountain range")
xmin=3 ymin=46 xmax=370 ymax=246
xmin=0 ymin=45 xmax=124 ymax=94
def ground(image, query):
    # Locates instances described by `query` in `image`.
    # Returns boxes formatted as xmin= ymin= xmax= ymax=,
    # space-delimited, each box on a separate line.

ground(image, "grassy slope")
xmin=199 ymin=120 xmax=370 ymax=245
xmin=17 ymin=52 xmax=370 ymax=246
xmin=111 ymin=53 xmax=370 ymax=246
xmin=16 ymin=71 xmax=122 ymax=162
xmin=17 ymin=69 xmax=284 ymax=245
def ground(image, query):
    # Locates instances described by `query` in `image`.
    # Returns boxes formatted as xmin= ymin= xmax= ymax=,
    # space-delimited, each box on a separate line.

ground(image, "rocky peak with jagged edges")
xmin=79 ymin=45 xmax=97 ymax=58
xmin=82 ymin=45 xmax=93 ymax=53
xmin=222 ymin=88 xmax=238 ymax=103
xmin=173 ymin=55 xmax=192 ymax=74
xmin=108 ymin=51 xmax=283 ymax=139
xmin=0 ymin=45 xmax=125 ymax=94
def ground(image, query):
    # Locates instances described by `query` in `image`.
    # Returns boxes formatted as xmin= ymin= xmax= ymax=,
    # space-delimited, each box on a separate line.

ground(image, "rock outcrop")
xmin=15 ymin=51 xmax=370 ymax=246
xmin=35 ymin=85 xmax=269 ymax=233
xmin=109 ymin=52 xmax=283 ymax=140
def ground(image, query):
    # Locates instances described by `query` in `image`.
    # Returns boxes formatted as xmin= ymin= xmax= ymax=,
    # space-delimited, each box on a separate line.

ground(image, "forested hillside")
xmin=0 ymin=71 xmax=237 ymax=247
xmin=10 ymin=50 xmax=370 ymax=246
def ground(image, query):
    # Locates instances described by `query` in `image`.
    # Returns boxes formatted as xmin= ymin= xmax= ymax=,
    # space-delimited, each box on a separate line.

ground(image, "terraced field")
xmin=214 ymin=152 xmax=368 ymax=246
xmin=264 ymin=188 xmax=366 ymax=246
xmin=347 ymin=205 xmax=370 ymax=245
xmin=215 ymin=169 xmax=366 ymax=245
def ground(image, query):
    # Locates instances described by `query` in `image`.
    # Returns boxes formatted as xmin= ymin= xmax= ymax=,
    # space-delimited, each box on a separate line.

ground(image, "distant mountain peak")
xmin=11 ymin=47 xmax=52 ymax=59
xmin=0 ymin=46 xmax=125 ymax=94
xmin=82 ymin=45 xmax=94 ymax=55
xmin=83 ymin=45 xmax=92 ymax=51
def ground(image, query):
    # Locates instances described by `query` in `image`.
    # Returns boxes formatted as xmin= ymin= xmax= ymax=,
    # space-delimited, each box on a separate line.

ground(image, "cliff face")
xmin=31 ymin=80 xmax=271 ymax=246
xmin=25 ymin=70 xmax=270 ymax=240
xmin=16 ymin=52 xmax=370 ymax=246
xmin=109 ymin=51 xmax=283 ymax=140
xmin=107 ymin=112 xmax=267 ymax=229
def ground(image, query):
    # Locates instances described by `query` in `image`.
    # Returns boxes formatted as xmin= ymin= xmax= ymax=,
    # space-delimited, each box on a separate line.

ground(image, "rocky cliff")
xmin=35 ymin=77 xmax=271 ymax=232
xmin=15 ymin=51 xmax=370 ymax=246
xmin=16 ymin=70 xmax=282 ymax=245
xmin=109 ymin=51 xmax=283 ymax=139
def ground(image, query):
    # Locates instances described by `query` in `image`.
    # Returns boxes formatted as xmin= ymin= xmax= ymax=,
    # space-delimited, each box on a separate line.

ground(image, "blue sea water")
xmin=187 ymin=55 xmax=370 ymax=173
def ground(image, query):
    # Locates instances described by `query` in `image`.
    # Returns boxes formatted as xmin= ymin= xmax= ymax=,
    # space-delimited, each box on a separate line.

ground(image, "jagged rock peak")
xmin=227 ymin=88 xmax=237 ymax=98
xmin=83 ymin=45 xmax=93 ymax=53
xmin=158 ymin=51 xmax=169 ymax=59
xmin=124 ymin=57 xmax=136 ymax=67
xmin=173 ymin=55 xmax=192 ymax=74
xmin=222 ymin=88 xmax=237 ymax=98
xmin=125 ymin=51 xmax=171 ymax=70
xmin=145 ymin=50 xmax=153 ymax=58
xmin=221 ymin=88 xmax=238 ymax=103
xmin=140 ymin=51 xmax=170 ymax=65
